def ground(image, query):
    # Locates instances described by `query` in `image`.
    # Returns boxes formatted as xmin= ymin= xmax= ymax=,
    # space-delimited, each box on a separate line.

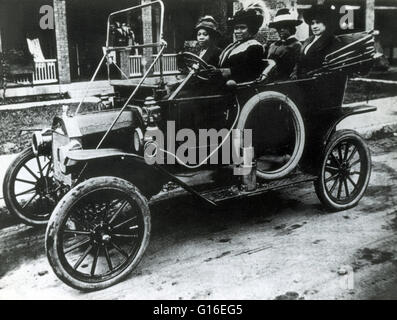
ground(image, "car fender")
xmin=62 ymin=148 xmax=168 ymax=198
xmin=64 ymin=148 xmax=144 ymax=167
xmin=323 ymin=104 xmax=377 ymax=147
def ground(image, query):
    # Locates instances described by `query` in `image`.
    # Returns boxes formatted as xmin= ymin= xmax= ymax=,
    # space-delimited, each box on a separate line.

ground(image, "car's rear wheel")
xmin=45 ymin=176 xmax=151 ymax=291
xmin=3 ymin=147 xmax=57 ymax=226
xmin=315 ymin=130 xmax=371 ymax=211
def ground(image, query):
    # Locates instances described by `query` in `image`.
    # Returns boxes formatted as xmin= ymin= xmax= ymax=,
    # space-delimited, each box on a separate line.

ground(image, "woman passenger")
xmin=218 ymin=8 xmax=265 ymax=83
xmin=292 ymin=4 xmax=340 ymax=79
xmin=266 ymin=8 xmax=302 ymax=80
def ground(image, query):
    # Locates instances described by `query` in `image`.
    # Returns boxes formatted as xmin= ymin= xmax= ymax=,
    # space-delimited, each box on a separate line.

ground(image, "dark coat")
xmin=200 ymin=44 xmax=222 ymax=68
xmin=266 ymin=37 xmax=302 ymax=80
xmin=294 ymin=33 xmax=341 ymax=78
xmin=219 ymin=38 xmax=265 ymax=83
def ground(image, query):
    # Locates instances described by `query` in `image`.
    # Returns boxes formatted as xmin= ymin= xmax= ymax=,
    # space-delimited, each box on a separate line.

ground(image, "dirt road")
xmin=0 ymin=137 xmax=396 ymax=300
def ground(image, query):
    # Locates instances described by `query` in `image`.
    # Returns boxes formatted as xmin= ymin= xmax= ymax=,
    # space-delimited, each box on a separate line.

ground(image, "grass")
xmin=0 ymin=79 xmax=396 ymax=156
xmin=343 ymin=79 xmax=397 ymax=104
xmin=0 ymin=103 xmax=96 ymax=155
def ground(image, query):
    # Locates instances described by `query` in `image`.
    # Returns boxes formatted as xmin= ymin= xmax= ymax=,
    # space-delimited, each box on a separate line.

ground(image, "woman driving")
xmin=195 ymin=16 xmax=222 ymax=67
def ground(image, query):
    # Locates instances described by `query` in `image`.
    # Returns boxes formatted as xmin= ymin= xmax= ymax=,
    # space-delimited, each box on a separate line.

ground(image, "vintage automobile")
xmin=3 ymin=1 xmax=380 ymax=290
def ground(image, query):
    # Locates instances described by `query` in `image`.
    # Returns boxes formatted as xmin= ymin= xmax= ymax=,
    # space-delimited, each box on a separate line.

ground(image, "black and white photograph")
xmin=0 ymin=0 xmax=396 ymax=302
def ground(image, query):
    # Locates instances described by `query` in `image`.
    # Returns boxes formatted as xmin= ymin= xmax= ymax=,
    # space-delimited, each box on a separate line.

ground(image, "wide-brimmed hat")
xmin=269 ymin=8 xmax=302 ymax=29
xmin=227 ymin=8 xmax=264 ymax=34
xmin=195 ymin=15 xmax=220 ymax=36
xmin=303 ymin=3 xmax=338 ymax=28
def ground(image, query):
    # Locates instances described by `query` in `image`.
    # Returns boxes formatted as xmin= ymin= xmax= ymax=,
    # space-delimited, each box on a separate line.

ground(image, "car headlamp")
xmin=32 ymin=128 xmax=53 ymax=156
xmin=133 ymin=128 xmax=144 ymax=153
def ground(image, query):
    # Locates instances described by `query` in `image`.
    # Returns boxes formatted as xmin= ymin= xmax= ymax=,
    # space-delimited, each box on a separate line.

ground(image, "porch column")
xmin=0 ymin=2 xmax=3 ymax=53
xmin=365 ymin=0 xmax=375 ymax=31
xmin=53 ymin=0 xmax=71 ymax=84
xmin=141 ymin=0 xmax=153 ymax=58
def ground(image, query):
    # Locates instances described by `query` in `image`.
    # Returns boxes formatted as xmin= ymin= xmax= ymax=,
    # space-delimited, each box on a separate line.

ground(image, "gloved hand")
xmin=290 ymin=72 xmax=298 ymax=80
xmin=197 ymin=68 xmax=231 ymax=81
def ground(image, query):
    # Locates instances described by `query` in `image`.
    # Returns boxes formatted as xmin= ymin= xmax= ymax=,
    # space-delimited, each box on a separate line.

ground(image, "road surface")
xmin=0 ymin=136 xmax=396 ymax=300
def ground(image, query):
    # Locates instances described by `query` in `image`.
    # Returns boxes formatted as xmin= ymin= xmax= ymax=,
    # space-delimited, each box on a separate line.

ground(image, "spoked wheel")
xmin=3 ymin=147 xmax=58 ymax=225
xmin=46 ymin=177 xmax=151 ymax=291
xmin=315 ymin=130 xmax=371 ymax=211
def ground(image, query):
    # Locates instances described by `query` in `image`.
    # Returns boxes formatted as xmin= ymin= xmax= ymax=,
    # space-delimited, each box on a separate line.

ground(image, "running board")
xmin=153 ymin=165 xmax=218 ymax=207
xmin=203 ymin=173 xmax=317 ymax=204
xmin=151 ymin=172 xmax=317 ymax=205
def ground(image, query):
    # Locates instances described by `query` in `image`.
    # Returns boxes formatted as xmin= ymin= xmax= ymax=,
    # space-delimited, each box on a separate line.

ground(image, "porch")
xmin=12 ymin=59 xmax=58 ymax=86
xmin=0 ymin=0 xmax=59 ymax=88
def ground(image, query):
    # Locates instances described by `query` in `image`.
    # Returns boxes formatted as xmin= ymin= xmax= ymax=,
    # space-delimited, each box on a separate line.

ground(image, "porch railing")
xmin=153 ymin=54 xmax=179 ymax=75
xmin=128 ymin=53 xmax=179 ymax=77
xmin=13 ymin=59 xmax=58 ymax=85
xmin=32 ymin=59 xmax=58 ymax=85
xmin=128 ymin=55 xmax=143 ymax=77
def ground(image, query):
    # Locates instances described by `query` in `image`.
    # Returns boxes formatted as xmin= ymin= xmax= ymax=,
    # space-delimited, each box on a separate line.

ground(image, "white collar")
xmin=199 ymin=49 xmax=208 ymax=58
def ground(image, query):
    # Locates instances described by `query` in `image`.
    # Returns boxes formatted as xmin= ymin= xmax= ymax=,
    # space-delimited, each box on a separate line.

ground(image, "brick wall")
xmin=0 ymin=3 xmax=3 ymax=53
xmin=53 ymin=0 xmax=71 ymax=84
xmin=142 ymin=0 xmax=153 ymax=61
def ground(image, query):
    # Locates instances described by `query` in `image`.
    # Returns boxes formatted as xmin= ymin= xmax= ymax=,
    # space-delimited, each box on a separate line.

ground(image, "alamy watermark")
xmin=339 ymin=6 xmax=355 ymax=30
xmin=39 ymin=5 xmax=54 ymax=30
xmin=143 ymin=121 xmax=253 ymax=176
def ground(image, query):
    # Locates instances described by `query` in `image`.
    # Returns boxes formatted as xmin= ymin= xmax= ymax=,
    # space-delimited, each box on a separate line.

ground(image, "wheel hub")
xmin=339 ymin=161 xmax=351 ymax=179
xmin=92 ymin=224 xmax=112 ymax=244
xmin=35 ymin=177 xmax=55 ymax=196
xmin=101 ymin=234 xmax=111 ymax=243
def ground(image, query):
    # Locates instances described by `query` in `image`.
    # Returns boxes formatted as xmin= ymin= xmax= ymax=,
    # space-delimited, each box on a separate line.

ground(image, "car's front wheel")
xmin=3 ymin=147 xmax=57 ymax=226
xmin=45 ymin=176 xmax=151 ymax=291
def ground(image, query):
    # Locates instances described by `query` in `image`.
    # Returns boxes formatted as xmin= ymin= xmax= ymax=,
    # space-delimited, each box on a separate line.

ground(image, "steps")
xmin=3 ymin=80 xmax=114 ymax=101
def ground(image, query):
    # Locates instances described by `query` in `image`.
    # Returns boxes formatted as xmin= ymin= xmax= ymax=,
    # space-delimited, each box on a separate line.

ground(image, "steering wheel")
xmin=177 ymin=52 xmax=213 ymax=81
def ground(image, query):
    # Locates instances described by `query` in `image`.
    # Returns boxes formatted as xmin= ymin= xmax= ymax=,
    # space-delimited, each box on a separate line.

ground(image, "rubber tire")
xmin=314 ymin=130 xmax=371 ymax=211
xmin=3 ymin=147 xmax=54 ymax=226
xmin=236 ymin=91 xmax=305 ymax=180
xmin=45 ymin=176 xmax=151 ymax=291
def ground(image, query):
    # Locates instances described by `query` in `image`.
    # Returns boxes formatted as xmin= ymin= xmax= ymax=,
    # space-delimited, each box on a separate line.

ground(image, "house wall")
xmin=2 ymin=0 xmax=384 ymax=86
xmin=375 ymin=7 xmax=397 ymax=64
xmin=158 ymin=0 xmax=232 ymax=52
xmin=65 ymin=0 xmax=141 ymax=81
xmin=0 ymin=0 xmax=55 ymax=57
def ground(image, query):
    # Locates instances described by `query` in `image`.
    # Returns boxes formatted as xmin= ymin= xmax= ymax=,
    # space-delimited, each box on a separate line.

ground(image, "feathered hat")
xmin=228 ymin=8 xmax=264 ymax=34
